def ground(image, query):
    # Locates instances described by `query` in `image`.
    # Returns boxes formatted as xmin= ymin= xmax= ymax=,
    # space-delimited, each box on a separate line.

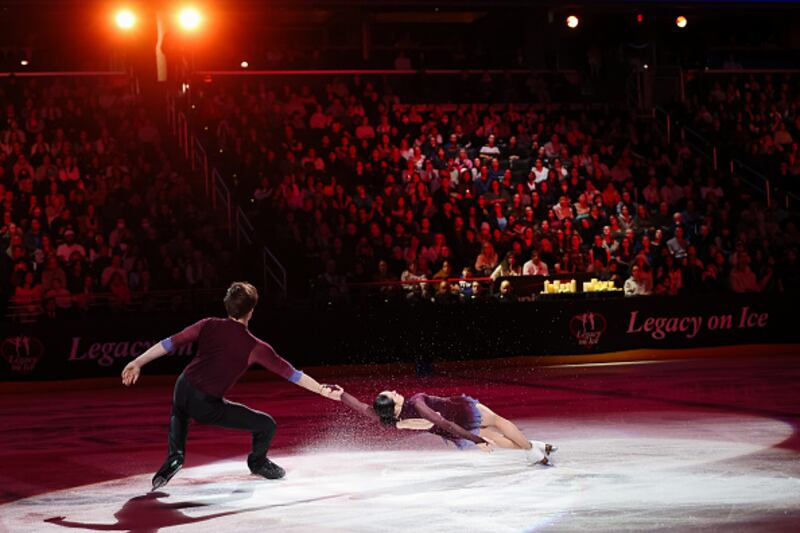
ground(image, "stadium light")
xmin=566 ymin=15 xmax=579 ymax=29
xmin=676 ymin=16 xmax=688 ymax=28
xmin=115 ymin=8 xmax=137 ymax=30
xmin=177 ymin=6 xmax=203 ymax=31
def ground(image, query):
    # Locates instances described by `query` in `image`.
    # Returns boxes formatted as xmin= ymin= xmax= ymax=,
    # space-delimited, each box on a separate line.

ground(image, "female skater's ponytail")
xmin=373 ymin=394 xmax=399 ymax=426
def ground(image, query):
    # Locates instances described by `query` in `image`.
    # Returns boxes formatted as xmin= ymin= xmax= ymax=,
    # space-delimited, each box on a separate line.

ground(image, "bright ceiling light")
xmin=177 ymin=6 xmax=203 ymax=31
xmin=115 ymin=9 xmax=137 ymax=30
xmin=566 ymin=15 xmax=579 ymax=29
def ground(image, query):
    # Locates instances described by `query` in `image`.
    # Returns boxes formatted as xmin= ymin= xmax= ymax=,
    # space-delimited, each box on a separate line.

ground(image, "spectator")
xmin=12 ymin=271 xmax=43 ymax=317
xmin=41 ymin=255 xmax=67 ymax=290
xmin=431 ymin=280 xmax=458 ymax=304
xmin=400 ymin=260 xmax=427 ymax=300
xmin=553 ymin=196 xmax=574 ymax=221
xmin=479 ymin=135 xmax=501 ymax=160
xmin=44 ymin=277 xmax=72 ymax=315
xmin=729 ymin=251 xmax=765 ymax=293
xmin=667 ymin=226 xmax=689 ymax=260
xmin=624 ymin=264 xmax=652 ymax=296
xmin=56 ymin=230 xmax=86 ymax=262
xmin=433 ymin=260 xmax=454 ymax=280
xmin=531 ymin=158 xmax=549 ymax=183
xmin=101 ymin=255 xmax=128 ymax=289
xmin=490 ymin=252 xmax=522 ymax=281
xmin=129 ymin=258 xmax=151 ymax=292
xmin=475 ymin=242 xmax=499 ymax=276
xmin=108 ymin=272 xmax=132 ymax=310
xmin=317 ymin=259 xmax=349 ymax=302
xmin=468 ymin=280 xmax=487 ymax=302
xmin=523 ymin=250 xmax=549 ymax=276
xmin=701 ymin=263 xmax=724 ymax=293
xmin=495 ymin=279 xmax=516 ymax=302
xmin=654 ymin=271 xmax=680 ymax=296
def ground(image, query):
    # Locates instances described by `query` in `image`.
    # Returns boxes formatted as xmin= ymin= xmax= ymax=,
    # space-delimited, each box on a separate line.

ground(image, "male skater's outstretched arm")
xmin=122 ymin=332 xmax=336 ymax=399
xmin=121 ymin=281 xmax=341 ymax=490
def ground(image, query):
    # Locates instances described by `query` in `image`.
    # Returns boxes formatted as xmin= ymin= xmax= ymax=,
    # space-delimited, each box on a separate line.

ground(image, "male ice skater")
xmin=122 ymin=281 xmax=341 ymax=490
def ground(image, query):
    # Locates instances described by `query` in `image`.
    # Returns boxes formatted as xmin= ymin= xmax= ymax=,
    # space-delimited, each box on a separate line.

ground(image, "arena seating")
xmin=1 ymin=77 xmax=238 ymax=320
xmin=184 ymin=74 xmax=799 ymax=303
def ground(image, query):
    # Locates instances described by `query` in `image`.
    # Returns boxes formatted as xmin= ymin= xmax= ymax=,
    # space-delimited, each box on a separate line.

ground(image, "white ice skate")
xmin=527 ymin=441 xmax=557 ymax=466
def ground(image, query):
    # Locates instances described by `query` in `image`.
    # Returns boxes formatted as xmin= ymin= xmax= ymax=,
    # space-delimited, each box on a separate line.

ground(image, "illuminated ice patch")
xmin=2 ymin=414 xmax=798 ymax=532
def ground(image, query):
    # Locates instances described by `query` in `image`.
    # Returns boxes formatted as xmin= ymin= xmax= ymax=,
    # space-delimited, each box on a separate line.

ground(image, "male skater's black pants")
xmin=167 ymin=373 xmax=276 ymax=469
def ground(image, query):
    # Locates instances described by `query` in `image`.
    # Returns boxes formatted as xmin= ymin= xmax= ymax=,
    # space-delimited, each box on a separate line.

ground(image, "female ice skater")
xmin=335 ymin=388 xmax=556 ymax=465
xmin=121 ymin=281 xmax=341 ymax=490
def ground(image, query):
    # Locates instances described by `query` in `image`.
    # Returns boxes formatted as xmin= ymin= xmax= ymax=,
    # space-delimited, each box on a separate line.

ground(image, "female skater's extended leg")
xmin=477 ymin=404 xmax=532 ymax=450
xmin=477 ymin=403 xmax=556 ymax=464
xmin=479 ymin=428 xmax=524 ymax=449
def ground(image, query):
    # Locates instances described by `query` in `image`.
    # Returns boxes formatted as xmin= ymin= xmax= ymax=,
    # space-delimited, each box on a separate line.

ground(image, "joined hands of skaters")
xmin=319 ymin=383 xmax=343 ymax=400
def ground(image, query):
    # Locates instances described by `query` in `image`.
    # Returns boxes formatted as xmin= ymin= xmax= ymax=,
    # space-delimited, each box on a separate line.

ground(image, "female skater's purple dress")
xmin=341 ymin=392 xmax=485 ymax=449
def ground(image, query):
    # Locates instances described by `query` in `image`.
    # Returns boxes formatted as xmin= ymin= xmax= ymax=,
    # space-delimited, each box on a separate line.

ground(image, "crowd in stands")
xmin=1 ymin=76 xmax=237 ymax=320
xmin=189 ymin=74 xmax=800 ymax=303
xmin=6 ymin=71 xmax=797 ymax=316
xmin=681 ymin=73 xmax=800 ymax=197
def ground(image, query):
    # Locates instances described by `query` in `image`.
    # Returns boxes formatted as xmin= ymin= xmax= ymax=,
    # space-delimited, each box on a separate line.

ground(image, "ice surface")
xmin=3 ymin=412 xmax=799 ymax=532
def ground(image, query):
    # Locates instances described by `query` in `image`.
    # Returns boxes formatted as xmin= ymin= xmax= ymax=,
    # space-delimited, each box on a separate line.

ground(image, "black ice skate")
xmin=151 ymin=454 xmax=184 ymax=491
xmin=249 ymin=457 xmax=286 ymax=480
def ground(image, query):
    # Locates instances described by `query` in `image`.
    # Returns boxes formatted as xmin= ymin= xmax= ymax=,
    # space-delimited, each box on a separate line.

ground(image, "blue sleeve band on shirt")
xmin=288 ymin=369 xmax=303 ymax=383
xmin=161 ymin=337 xmax=174 ymax=352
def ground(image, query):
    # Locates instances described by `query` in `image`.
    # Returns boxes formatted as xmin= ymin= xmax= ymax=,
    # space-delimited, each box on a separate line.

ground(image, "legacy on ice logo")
xmin=569 ymin=312 xmax=607 ymax=348
xmin=1 ymin=336 xmax=45 ymax=375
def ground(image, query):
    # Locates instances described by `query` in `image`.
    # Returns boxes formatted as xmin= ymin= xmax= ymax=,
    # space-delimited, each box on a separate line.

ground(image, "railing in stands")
xmin=177 ymin=111 xmax=189 ymax=161
xmin=652 ymin=106 xmax=672 ymax=144
xmin=212 ymin=167 xmax=233 ymax=233
xmin=236 ymin=207 xmax=253 ymax=247
xmin=651 ymin=105 xmax=800 ymax=210
xmin=166 ymin=93 xmax=288 ymax=300
xmin=262 ymin=245 xmax=288 ymax=298
xmin=657 ymin=67 xmax=800 ymax=210
xmin=680 ymin=125 xmax=716 ymax=170
xmin=191 ymin=137 xmax=210 ymax=199
xmin=731 ymin=158 xmax=772 ymax=208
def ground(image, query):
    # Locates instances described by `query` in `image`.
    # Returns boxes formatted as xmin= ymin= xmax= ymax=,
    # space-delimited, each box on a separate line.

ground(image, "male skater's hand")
xmin=319 ymin=384 xmax=343 ymax=401
xmin=121 ymin=361 xmax=141 ymax=386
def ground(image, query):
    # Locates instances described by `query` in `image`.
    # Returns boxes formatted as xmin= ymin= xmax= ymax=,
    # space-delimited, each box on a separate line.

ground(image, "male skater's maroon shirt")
xmin=162 ymin=317 xmax=302 ymax=398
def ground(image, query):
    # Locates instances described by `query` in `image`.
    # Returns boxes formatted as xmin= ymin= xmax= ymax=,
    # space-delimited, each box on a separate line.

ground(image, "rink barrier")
xmin=1 ymin=292 xmax=797 ymax=381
